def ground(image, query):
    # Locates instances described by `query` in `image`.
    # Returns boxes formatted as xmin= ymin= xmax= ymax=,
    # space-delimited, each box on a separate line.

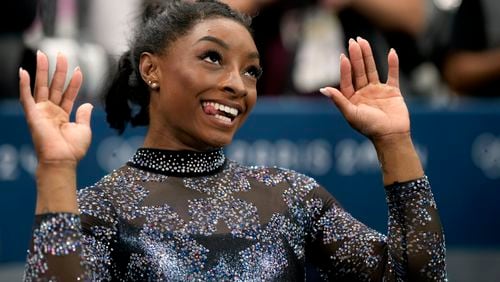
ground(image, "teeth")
xmin=203 ymin=101 xmax=239 ymax=117
xmin=215 ymin=114 xmax=231 ymax=123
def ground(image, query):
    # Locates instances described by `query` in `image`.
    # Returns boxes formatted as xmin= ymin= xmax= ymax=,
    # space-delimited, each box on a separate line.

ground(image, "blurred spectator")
xmin=0 ymin=1 xmax=37 ymax=99
xmin=251 ymin=0 xmax=454 ymax=102
xmin=441 ymin=0 xmax=500 ymax=97
xmin=23 ymin=0 xmax=138 ymax=104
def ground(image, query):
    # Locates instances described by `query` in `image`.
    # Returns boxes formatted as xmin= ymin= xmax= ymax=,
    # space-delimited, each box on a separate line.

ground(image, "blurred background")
xmin=1 ymin=0 xmax=499 ymax=280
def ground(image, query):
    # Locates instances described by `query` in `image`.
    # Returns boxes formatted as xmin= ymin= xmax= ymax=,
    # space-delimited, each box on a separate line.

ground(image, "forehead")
xmin=174 ymin=18 xmax=257 ymax=52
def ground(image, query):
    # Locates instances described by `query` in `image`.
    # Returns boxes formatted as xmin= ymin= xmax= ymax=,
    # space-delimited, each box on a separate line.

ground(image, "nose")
xmin=221 ymin=69 xmax=247 ymax=97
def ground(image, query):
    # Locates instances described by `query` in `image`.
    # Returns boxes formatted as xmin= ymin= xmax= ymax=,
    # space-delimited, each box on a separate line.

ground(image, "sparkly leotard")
xmin=24 ymin=148 xmax=446 ymax=281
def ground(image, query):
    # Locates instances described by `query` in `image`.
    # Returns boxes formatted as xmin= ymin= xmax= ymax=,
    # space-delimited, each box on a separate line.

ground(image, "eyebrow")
xmin=196 ymin=36 xmax=229 ymax=49
xmin=195 ymin=35 xmax=260 ymax=60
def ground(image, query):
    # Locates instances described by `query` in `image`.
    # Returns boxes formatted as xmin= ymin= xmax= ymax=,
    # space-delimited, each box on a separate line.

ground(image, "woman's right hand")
xmin=19 ymin=51 xmax=93 ymax=168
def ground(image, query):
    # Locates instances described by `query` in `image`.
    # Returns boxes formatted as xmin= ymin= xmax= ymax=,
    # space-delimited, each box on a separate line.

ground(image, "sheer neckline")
xmin=127 ymin=147 xmax=226 ymax=177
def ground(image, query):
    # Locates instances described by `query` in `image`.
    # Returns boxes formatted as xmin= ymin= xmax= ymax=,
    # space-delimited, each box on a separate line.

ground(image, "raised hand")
xmin=321 ymin=37 xmax=424 ymax=184
xmin=320 ymin=37 xmax=409 ymax=141
xmin=19 ymin=51 xmax=93 ymax=167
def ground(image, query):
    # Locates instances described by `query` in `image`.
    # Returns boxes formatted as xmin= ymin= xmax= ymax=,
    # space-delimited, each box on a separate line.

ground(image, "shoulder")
xmin=77 ymin=165 xmax=167 ymax=204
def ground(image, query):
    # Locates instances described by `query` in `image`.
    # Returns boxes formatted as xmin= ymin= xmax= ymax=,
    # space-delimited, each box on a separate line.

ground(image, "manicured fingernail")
xmin=319 ymin=88 xmax=330 ymax=97
xmin=19 ymin=67 xmax=23 ymax=77
xmin=74 ymin=66 xmax=81 ymax=72
xmin=356 ymin=36 xmax=363 ymax=41
xmin=349 ymin=38 xmax=355 ymax=44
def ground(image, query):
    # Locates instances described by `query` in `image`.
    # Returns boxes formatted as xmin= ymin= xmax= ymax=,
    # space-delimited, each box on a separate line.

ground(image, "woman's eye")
xmin=201 ymin=51 xmax=222 ymax=65
xmin=245 ymin=66 xmax=263 ymax=80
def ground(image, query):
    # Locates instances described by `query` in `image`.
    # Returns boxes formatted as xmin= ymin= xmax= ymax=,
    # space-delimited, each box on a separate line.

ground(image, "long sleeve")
xmin=300 ymin=175 xmax=446 ymax=281
xmin=24 ymin=186 xmax=118 ymax=281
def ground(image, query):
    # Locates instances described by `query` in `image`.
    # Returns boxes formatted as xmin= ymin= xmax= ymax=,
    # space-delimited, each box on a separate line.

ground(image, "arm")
xmin=20 ymin=51 xmax=92 ymax=214
xmin=19 ymin=51 xmax=110 ymax=280
xmin=442 ymin=49 xmax=500 ymax=93
xmin=320 ymin=0 xmax=425 ymax=36
xmin=439 ymin=0 xmax=500 ymax=95
xmin=222 ymin=0 xmax=425 ymax=36
xmin=320 ymin=37 xmax=423 ymax=185
xmin=316 ymin=37 xmax=446 ymax=279
xmin=25 ymin=188 xmax=118 ymax=281
xmin=303 ymin=179 xmax=445 ymax=281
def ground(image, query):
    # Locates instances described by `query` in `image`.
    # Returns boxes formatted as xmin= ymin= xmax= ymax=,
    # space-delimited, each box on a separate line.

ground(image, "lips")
xmin=201 ymin=101 xmax=241 ymax=124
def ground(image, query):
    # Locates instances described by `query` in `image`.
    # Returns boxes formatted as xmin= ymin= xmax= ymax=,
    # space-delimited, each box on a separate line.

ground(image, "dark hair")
xmin=103 ymin=0 xmax=252 ymax=134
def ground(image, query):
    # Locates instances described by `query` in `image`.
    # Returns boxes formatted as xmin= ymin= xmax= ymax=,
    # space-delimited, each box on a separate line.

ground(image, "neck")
xmin=143 ymin=125 xmax=215 ymax=152
xmin=128 ymin=147 xmax=226 ymax=176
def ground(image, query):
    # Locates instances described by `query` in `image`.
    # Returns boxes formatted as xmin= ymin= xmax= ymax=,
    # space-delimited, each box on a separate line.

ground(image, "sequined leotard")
xmin=24 ymin=148 xmax=446 ymax=281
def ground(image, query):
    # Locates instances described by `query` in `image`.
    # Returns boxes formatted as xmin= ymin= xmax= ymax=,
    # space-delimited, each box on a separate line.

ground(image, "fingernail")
xmin=319 ymin=88 xmax=330 ymax=97
xmin=19 ymin=67 xmax=23 ymax=77
xmin=389 ymin=48 xmax=396 ymax=54
xmin=74 ymin=66 xmax=81 ymax=72
xmin=349 ymin=38 xmax=355 ymax=44
xmin=356 ymin=36 xmax=363 ymax=41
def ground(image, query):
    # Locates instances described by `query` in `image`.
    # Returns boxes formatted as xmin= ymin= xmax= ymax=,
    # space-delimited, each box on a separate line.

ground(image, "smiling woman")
xmin=140 ymin=18 xmax=260 ymax=150
xmin=19 ymin=0 xmax=446 ymax=281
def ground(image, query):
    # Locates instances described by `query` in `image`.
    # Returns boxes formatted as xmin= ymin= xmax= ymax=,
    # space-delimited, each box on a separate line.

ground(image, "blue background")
xmin=1 ymin=97 xmax=499 ymax=263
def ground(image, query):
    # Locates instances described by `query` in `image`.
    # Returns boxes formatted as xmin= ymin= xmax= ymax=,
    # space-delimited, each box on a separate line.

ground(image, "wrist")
xmin=371 ymin=131 xmax=412 ymax=151
xmin=37 ymin=160 xmax=78 ymax=172
xmin=371 ymin=132 xmax=424 ymax=185
xmin=35 ymin=162 xmax=79 ymax=215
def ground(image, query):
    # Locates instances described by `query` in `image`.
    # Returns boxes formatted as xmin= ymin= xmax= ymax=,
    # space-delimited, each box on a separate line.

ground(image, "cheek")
xmin=247 ymin=91 xmax=257 ymax=111
xmin=238 ymin=91 xmax=257 ymax=127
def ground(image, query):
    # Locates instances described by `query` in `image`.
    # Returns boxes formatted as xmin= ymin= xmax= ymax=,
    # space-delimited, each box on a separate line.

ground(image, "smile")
xmin=201 ymin=101 xmax=240 ymax=123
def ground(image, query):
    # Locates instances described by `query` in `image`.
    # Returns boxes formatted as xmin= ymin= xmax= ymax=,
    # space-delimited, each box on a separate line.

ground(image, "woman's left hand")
xmin=320 ymin=37 xmax=410 ymax=142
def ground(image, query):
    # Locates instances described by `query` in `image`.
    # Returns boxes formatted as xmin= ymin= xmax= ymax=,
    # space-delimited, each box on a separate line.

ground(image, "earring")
xmin=148 ymin=80 xmax=159 ymax=90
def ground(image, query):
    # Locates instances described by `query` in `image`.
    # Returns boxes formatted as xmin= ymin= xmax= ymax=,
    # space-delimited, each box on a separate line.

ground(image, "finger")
xmin=19 ymin=68 xmax=36 ymax=117
xmin=357 ymin=37 xmax=379 ymax=83
xmin=49 ymin=53 xmax=69 ymax=105
xmin=386 ymin=48 xmax=400 ymax=88
xmin=348 ymin=38 xmax=368 ymax=90
xmin=75 ymin=103 xmax=93 ymax=127
xmin=34 ymin=50 xmax=50 ymax=102
xmin=339 ymin=53 xmax=356 ymax=99
xmin=319 ymin=87 xmax=356 ymax=119
xmin=60 ymin=67 xmax=83 ymax=114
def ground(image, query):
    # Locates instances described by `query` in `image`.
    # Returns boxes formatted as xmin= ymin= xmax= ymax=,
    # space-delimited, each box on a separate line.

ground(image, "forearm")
xmin=385 ymin=177 xmax=447 ymax=281
xmin=443 ymin=49 xmax=500 ymax=93
xmin=372 ymin=133 xmax=424 ymax=186
xmin=350 ymin=0 xmax=425 ymax=35
xmin=35 ymin=163 xmax=79 ymax=214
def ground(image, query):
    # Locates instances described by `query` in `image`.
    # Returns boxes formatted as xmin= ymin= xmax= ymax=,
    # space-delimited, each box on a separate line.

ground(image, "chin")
xmin=203 ymin=133 xmax=234 ymax=149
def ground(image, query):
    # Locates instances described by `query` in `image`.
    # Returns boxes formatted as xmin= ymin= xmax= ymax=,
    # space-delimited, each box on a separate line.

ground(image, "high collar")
xmin=127 ymin=147 xmax=226 ymax=177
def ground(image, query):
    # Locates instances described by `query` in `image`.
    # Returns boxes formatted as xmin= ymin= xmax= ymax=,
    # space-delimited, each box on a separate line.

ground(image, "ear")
xmin=139 ymin=52 xmax=160 ymax=89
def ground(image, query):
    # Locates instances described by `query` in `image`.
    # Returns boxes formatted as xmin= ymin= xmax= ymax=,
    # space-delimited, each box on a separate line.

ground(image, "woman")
xmin=20 ymin=0 xmax=446 ymax=281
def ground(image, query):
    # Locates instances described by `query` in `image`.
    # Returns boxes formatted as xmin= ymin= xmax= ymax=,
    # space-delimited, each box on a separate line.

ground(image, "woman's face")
xmin=146 ymin=18 xmax=260 ymax=151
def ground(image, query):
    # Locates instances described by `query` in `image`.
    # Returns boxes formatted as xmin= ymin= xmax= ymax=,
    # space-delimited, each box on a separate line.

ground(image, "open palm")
xmin=321 ymin=37 xmax=410 ymax=139
xmin=19 ymin=51 xmax=93 ymax=165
